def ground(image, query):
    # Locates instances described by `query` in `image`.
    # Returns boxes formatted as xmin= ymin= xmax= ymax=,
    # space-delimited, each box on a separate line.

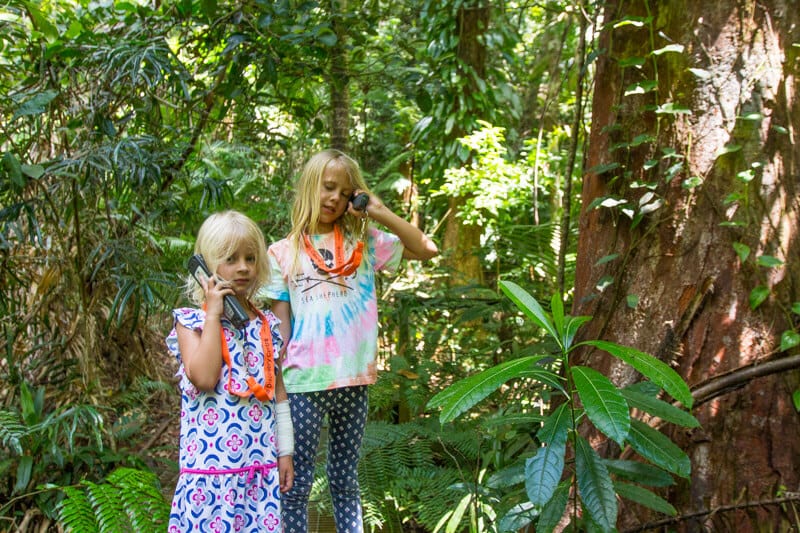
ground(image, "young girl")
xmin=264 ymin=149 xmax=438 ymax=532
xmin=166 ymin=210 xmax=294 ymax=532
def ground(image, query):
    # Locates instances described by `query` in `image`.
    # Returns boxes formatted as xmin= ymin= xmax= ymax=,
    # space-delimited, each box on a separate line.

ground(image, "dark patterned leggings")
xmin=281 ymin=386 xmax=367 ymax=533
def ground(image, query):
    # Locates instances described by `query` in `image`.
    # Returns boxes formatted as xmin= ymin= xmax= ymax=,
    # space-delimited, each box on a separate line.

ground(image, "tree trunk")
xmin=573 ymin=1 xmax=800 ymax=531
xmin=329 ymin=0 xmax=350 ymax=152
xmin=442 ymin=4 xmax=489 ymax=287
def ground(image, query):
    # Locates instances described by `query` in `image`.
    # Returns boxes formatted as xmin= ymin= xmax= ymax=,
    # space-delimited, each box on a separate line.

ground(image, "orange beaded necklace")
xmin=302 ymin=223 xmax=364 ymax=276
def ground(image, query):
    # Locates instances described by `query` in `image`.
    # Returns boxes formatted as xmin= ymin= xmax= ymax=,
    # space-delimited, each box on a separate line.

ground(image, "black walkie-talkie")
xmin=188 ymin=254 xmax=249 ymax=330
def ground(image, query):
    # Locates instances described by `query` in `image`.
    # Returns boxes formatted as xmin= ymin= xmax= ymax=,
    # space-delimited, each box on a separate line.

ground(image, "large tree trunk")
xmin=573 ymin=1 xmax=800 ymax=530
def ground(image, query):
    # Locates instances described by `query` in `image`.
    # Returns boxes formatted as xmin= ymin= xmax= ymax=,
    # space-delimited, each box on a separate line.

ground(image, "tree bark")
xmin=442 ymin=4 xmax=489 ymax=287
xmin=574 ymin=1 xmax=800 ymax=531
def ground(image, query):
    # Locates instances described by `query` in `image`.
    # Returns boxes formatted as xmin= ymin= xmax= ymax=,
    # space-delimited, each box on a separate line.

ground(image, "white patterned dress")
xmin=166 ymin=307 xmax=283 ymax=533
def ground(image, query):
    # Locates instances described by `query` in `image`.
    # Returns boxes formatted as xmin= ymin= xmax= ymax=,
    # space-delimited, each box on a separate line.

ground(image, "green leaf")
xmin=563 ymin=315 xmax=592 ymax=349
xmin=779 ymin=330 xmax=800 ymax=352
xmin=572 ymin=366 xmax=630 ymax=446
xmin=14 ymin=455 xmax=33 ymax=494
xmin=604 ymin=459 xmax=674 ymax=487
xmin=21 ymin=1 xmax=59 ymax=41
xmin=594 ymin=254 xmax=619 ymax=266
xmin=732 ymin=242 xmax=750 ymax=262
xmin=651 ymin=44 xmax=685 ymax=55
xmin=756 ymin=255 xmax=783 ymax=268
xmin=749 ymin=285 xmax=770 ymax=310
xmin=427 ymin=356 xmax=558 ymax=423
xmin=621 ymin=388 xmax=700 ymax=428
xmin=536 ymin=481 xmax=570 ymax=533
xmin=613 ymin=481 xmax=677 ymax=516
xmin=3 ymin=152 xmax=24 ymax=187
xmin=499 ymin=281 xmax=558 ymax=341
xmin=624 ymin=80 xmax=658 ymax=95
xmin=626 ymin=294 xmax=639 ymax=308
xmin=525 ymin=439 xmax=566 ymax=506
xmin=575 ymin=436 xmax=617 ymax=531
xmin=580 ymin=340 xmax=693 ymax=408
xmin=537 ymin=403 xmax=571 ymax=445
xmin=715 ymin=144 xmax=742 ymax=156
xmin=793 ymin=389 xmax=800 ymax=412
xmin=627 ymin=419 xmax=691 ymax=478
xmin=655 ymin=103 xmax=691 ymax=115
xmin=12 ymin=90 xmax=58 ymax=120
xmin=791 ymin=302 xmax=800 ymax=315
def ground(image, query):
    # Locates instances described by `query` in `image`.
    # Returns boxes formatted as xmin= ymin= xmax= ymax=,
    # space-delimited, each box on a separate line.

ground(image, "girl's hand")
xmin=203 ymin=275 xmax=234 ymax=319
xmin=347 ymin=190 xmax=376 ymax=218
xmin=278 ymin=455 xmax=294 ymax=493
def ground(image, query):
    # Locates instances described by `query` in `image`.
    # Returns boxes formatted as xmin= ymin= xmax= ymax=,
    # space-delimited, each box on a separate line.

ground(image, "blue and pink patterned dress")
xmin=166 ymin=307 xmax=283 ymax=532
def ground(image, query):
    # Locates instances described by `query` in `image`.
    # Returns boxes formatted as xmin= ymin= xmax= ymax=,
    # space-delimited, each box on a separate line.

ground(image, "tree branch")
xmin=691 ymin=353 xmax=800 ymax=406
xmin=622 ymin=495 xmax=800 ymax=532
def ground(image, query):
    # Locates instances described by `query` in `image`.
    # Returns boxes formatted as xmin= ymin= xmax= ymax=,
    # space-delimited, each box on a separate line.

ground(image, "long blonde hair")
xmin=286 ymin=149 xmax=371 ymax=268
xmin=186 ymin=210 xmax=270 ymax=306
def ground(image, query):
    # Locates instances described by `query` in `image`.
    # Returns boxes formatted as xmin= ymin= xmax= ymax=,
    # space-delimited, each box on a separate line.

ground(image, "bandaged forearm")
xmin=275 ymin=401 xmax=294 ymax=457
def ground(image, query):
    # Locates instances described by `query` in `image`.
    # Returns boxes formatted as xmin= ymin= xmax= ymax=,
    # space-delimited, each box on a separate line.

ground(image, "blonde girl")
xmin=264 ymin=150 xmax=438 ymax=532
xmin=166 ymin=210 xmax=294 ymax=532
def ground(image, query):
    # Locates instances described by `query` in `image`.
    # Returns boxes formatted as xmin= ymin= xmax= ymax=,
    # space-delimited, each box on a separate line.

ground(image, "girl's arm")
xmin=177 ymin=277 xmax=231 ymax=391
xmin=274 ymin=368 xmax=294 ymax=492
xmin=352 ymin=195 xmax=439 ymax=261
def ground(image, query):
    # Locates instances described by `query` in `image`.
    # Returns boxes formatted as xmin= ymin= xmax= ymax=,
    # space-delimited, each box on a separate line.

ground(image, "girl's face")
xmin=215 ymin=243 xmax=258 ymax=300
xmin=317 ymin=161 xmax=353 ymax=232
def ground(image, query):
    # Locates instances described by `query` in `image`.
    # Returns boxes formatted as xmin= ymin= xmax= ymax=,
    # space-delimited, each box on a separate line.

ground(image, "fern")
xmin=58 ymin=467 xmax=169 ymax=533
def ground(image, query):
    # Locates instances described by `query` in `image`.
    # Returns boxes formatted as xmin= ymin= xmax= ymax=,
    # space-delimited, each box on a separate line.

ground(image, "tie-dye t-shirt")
xmin=264 ymin=227 xmax=403 ymax=393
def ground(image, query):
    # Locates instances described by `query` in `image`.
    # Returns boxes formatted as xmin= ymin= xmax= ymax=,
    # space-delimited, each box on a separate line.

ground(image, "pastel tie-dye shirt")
xmin=265 ymin=227 xmax=403 ymax=393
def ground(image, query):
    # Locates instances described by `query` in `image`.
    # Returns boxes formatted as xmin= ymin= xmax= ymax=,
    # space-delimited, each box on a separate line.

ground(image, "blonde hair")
xmin=186 ymin=210 xmax=270 ymax=306
xmin=286 ymin=149 xmax=371 ymax=268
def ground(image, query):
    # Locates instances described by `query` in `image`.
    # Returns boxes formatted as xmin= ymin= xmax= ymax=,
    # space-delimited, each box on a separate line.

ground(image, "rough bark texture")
xmin=573 ymin=1 xmax=800 ymax=531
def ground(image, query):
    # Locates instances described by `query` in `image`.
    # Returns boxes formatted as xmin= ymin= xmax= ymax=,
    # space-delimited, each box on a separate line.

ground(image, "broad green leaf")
xmin=3 ymin=152 xmax=24 ymax=187
xmin=498 ymin=501 xmax=538 ymax=532
xmin=621 ymin=388 xmax=700 ymax=428
xmin=14 ymin=455 xmax=33 ymax=494
xmin=594 ymin=254 xmax=619 ymax=266
xmin=780 ymin=330 xmax=800 ymax=351
xmin=12 ymin=90 xmax=58 ymax=120
xmin=536 ymin=403 xmax=571 ymax=445
xmin=575 ymin=436 xmax=617 ymax=531
xmin=580 ymin=340 xmax=693 ymax=408
xmin=757 ymin=255 xmax=783 ymax=268
xmin=427 ymin=356 xmax=557 ymax=423
xmin=732 ymin=242 xmax=750 ymax=262
xmin=791 ymin=302 xmax=800 ymax=315
xmin=525 ymin=439 xmax=566 ymax=506
xmin=749 ymin=285 xmax=770 ymax=310
xmin=572 ymin=366 xmax=630 ymax=446
xmin=499 ymin=281 xmax=558 ymax=341
xmin=793 ymin=389 xmax=800 ymax=412
xmin=613 ymin=481 xmax=676 ymax=516
xmin=604 ymin=459 xmax=674 ymax=487
xmin=563 ymin=315 xmax=592 ymax=349
xmin=627 ymin=419 xmax=691 ymax=478
xmin=537 ymin=481 xmax=570 ymax=533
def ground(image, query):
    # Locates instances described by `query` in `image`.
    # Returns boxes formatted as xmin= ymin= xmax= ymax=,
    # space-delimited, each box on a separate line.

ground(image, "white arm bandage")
xmin=275 ymin=400 xmax=294 ymax=457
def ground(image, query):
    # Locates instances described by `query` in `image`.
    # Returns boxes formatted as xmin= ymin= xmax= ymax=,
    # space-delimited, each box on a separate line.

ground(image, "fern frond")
xmin=59 ymin=486 xmax=101 ymax=533
xmin=0 ymin=410 xmax=26 ymax=455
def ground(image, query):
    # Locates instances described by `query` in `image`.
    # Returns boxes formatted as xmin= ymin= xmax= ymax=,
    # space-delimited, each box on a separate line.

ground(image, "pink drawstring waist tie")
xmin=181 ymin=462 xmax=277 ymax=484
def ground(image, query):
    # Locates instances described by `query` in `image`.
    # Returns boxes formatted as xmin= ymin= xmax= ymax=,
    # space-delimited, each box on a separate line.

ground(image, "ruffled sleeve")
xmin=165 ymin=307 xmax=206 ymax=364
